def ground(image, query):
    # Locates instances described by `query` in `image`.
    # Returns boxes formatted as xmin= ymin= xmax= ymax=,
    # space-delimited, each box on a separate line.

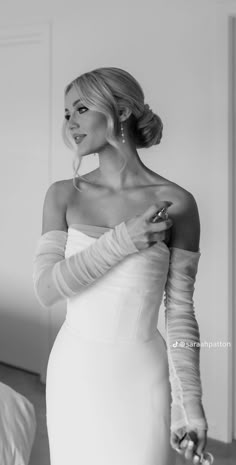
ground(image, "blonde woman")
xmin=33 ymin=67 xmax=210 ymax=465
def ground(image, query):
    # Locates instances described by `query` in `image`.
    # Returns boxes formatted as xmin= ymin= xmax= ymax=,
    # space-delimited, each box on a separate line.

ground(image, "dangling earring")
xmin=120 ymin=122 xmax=125 ymax=144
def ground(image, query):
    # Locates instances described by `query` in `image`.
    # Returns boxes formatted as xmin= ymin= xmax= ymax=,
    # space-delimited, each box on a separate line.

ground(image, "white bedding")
xmin=0 ymin=381 xmax=37 ymax=465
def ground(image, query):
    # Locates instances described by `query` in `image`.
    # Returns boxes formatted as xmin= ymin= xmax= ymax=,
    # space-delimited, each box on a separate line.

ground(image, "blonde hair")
xmin=62 ymin=67 xmax=163 ymax=192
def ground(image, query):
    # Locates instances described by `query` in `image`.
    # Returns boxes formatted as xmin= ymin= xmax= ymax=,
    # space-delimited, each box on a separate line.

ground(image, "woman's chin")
xmin=75 ymin=146 xmax=98 ymax=157
xmin=77 ymin=150 xmax=93 ymax=157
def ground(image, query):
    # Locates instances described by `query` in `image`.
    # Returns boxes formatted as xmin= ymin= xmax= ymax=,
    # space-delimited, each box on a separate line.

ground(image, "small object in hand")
xmin=151 ymin=207 xmax=169 ymax=223
xmin=198 ymin=451 xmax=214 ymax=464
xmin=177 ymin=432 xmax=214 ymax=464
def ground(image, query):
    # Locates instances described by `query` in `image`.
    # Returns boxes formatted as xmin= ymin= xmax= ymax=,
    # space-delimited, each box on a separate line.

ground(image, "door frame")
xmin=228 ymin=15 xmax=236 ymax=441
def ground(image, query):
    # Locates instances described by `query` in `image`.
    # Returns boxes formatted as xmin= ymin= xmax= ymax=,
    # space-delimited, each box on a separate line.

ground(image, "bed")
xmin=0 ymin=381 xmax=37 ymax=464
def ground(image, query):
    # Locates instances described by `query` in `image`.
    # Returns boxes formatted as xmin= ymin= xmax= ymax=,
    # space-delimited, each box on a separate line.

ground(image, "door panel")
xmin=0 ymin=23 xmax=51 ymax=380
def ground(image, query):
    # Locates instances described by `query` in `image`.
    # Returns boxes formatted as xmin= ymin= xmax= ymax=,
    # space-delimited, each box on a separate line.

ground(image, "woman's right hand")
xmin=125 ymin=201 xmax=173 ymax=251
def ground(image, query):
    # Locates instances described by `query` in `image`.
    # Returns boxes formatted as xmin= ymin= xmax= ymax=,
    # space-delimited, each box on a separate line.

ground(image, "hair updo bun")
xmin=132 ymin=103 xmax=163 ymax=149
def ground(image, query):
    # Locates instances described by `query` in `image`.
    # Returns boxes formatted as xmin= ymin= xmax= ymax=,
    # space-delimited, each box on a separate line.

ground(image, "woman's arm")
xmin=33 ymin=182 xmax=138 ymax=309
xmin=168 ymin=190 xmax=200 ymax=252
xmin=164 ymin=191 xmax=208 ymax=432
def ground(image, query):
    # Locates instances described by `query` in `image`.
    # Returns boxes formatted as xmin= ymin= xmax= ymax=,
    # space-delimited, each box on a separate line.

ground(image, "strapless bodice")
xmin=64 ymin=224 xmax=170 ymax=343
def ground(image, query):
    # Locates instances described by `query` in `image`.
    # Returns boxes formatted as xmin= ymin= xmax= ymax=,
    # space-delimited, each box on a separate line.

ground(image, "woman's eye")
xmin=65 ymin=107 xmax=87 ymax=120
xmin=76 ymin=106 xmax=87 ymax=113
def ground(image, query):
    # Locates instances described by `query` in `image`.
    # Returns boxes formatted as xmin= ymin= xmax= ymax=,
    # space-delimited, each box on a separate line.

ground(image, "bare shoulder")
xmin=155 ymin=175 xmax=196 ymax=204
xmin=166 ymin=181 xmax=197 ymax=205
xmin=41 ymin=179 xmax=73 ymax=234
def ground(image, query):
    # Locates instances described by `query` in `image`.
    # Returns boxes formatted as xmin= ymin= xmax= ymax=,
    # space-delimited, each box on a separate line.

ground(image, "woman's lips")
xmin=74 ymin=135 xmax=86 ymax=144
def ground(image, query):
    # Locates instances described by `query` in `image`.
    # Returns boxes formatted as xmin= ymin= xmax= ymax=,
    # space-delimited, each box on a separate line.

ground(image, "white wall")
xmin=0 ymin=0 xmax=235 ymax=442
xmin=0 ymin=22 xmax=51 ymax=377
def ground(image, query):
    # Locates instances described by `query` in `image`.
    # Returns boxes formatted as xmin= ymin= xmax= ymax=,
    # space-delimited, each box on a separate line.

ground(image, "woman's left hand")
xmin=170 ymin=426 xmax=207 ymax=463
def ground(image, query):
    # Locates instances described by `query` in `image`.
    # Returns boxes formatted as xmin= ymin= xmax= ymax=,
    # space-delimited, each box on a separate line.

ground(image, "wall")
xmin=0 ymin=22 xmax=51 ymax=377
xmin=0 ymin=0 xmax=235 ymax=442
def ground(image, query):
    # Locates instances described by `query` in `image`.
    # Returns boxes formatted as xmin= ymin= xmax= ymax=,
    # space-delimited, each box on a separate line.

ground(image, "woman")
xmin=33 ymin=67 xmax=210 ymax=465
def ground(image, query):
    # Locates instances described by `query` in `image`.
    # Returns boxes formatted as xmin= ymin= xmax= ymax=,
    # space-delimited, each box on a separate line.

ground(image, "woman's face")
xmin=64 ymin=86 xmax=109 ymax=155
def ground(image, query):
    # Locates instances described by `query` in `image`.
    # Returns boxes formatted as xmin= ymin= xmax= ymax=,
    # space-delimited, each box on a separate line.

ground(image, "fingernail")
xmin=188 ymin=441 xmax=194 ymax=448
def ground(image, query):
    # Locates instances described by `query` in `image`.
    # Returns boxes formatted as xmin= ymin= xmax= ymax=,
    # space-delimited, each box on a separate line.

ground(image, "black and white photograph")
xmin=0 ymin=1 xmax=236 ymax=464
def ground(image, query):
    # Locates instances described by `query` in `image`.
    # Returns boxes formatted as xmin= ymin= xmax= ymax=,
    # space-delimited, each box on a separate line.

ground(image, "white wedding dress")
xmin=45 ymin=224 xmax=177 ymax=465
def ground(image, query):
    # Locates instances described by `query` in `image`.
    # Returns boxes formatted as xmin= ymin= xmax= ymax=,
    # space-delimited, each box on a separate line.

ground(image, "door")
xmin=0 ymin=22 xmax=52 ymax=380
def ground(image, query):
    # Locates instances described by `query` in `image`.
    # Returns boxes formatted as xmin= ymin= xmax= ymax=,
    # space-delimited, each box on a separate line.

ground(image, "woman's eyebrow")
xmin=65 ymin=99 xmax=81 ymax=111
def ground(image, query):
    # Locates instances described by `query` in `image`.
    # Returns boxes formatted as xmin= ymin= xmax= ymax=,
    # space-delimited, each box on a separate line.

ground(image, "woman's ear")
xmin=118 ymin=106 xmax=132 ymax=122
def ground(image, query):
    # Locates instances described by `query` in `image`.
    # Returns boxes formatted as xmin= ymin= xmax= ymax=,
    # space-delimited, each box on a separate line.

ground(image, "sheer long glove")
xmin=164 ymin=247 xmax=208 ymax=434
xmin=33 ymin=222 xmax=138 ymax=309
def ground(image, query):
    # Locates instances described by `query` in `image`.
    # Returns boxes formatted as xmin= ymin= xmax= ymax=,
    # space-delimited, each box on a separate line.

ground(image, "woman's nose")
xmin=68 ymin=110 xmax=79 ymax=128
